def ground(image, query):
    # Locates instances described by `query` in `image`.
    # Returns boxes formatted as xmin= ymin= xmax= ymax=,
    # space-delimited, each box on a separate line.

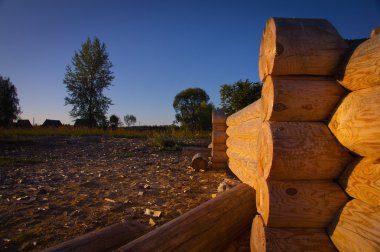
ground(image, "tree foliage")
xmin=0 ymin=76 xmax=21 ymax=127
xmin=173 ymin=88 xmax=213 ymax=130
xmin=124 ymin=114 xmax=137 ymax=127
xmin=219 ymin=79 xmax=262 ymax=115
xmin=64 ymin=37 xmax=114 ymax=127
xmin=109 ymin=114 xmax=121 ymax=128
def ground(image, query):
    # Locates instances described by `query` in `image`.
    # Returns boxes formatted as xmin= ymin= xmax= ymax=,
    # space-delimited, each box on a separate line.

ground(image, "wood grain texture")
xmin=226 ymin=99 xmax=265 ymax=127
xmin=227 ymin=149 xmax=259 ymax=188
xmin=211 ymin=149 xmax=228 ymax=163
xmin=261 ymin=76 xmax=347 ymax=121
xmin=226 ymin=118 xmax=262 ymax=139
xmin=256 ymin=179 xmax=348 ymax=228
xmin=329 ymin=85 xmax=380 ymax=156
xmin=259 ymin=17 xmax=348 ymax=81
xmin=328 ymin=199 xmax=380 ymax=252
xmin=338 ymin=35 xmax=380 ymax=90
xmin=250 ymin=215 xmax=336 ymax=252
xmin=43 ymin=221 xmax=147 ymax=252
xmin=258 ymin=121 xmax=353 ymax=180
xmin=226 ymin=137 xmax=258 ymax=161
xmin=339 ymin=157 xmax=380 ymax=206
xmin=117 ymin=183 xmax=256 ymax=252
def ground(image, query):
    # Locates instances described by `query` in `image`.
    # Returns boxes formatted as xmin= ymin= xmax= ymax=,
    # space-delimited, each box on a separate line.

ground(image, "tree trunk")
xmin=259 ymin=17 xmax=348 ymax=81
xmin=261 ymin=76 xmax=347 ymax=121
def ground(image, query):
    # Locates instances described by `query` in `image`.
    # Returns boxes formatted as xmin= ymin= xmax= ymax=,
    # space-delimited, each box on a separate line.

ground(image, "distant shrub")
xmin=151 ymin=132 xmax=182 ymax=151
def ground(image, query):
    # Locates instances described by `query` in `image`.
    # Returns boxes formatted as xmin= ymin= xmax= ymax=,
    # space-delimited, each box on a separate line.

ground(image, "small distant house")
xmin=42 ymin=119 xmax=62 ymax=127
xmin=15 ymin=119 xmax=33 ymax=128
xmin=74 ymin=119 xmax=98 ymax=128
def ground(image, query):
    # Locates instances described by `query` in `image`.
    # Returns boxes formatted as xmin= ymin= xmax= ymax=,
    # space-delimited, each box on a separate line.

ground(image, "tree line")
xmin=0 ymin=37 xmax=262 ymax=129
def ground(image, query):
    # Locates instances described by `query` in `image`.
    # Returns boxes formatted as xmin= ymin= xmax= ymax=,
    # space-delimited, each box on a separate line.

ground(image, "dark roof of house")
xmin=42 ymin=119 xmax=62 ymax=127
xmin=15 ymin=119 xmax=33 ymax=128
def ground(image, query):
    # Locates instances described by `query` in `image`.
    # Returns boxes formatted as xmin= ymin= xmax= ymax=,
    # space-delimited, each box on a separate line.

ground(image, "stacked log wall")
xmin=211 ymin=109 xmax=228 ymax=168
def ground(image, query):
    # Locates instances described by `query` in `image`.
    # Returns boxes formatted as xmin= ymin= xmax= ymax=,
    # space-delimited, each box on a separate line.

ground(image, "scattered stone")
xmin=144 ymin=209 xmax=151 ymax=216
xmin=138 ymin=191 xmax=144 ymax=196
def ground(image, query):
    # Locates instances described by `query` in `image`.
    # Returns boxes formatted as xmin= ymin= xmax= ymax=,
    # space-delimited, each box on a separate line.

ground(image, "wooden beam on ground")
xmin=117 ymin=183 xmax=256 ymax=252
xmin=328 ymin=199 xmax=380 ymax=251
xmin=261 ymin=76 xmax=347 ymax=121
xmin=251 ymin=215 xmax=336 ymax=252
xmin=43 ymin=221 xmax=147 ymax=252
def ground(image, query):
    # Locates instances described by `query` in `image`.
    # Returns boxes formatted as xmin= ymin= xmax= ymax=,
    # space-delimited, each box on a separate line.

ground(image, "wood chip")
xmin=138 ymin=191 xmax=144 ymax=196
xmin=211 ymin=194 xmax=217 ymax=198
xmin=149 ymin=218 xmax=156 ymax=226
xmin=153 ymin=211 xmax=162 ymax=218
xmin=104 ymin=198 xmax=116 ymax=203
xmin=144 ymin=209 xmax=151 ymax=216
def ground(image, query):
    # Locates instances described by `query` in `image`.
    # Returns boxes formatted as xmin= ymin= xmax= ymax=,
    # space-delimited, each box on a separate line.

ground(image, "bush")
xmin=151 ymin=132 xmax=182 ymax=151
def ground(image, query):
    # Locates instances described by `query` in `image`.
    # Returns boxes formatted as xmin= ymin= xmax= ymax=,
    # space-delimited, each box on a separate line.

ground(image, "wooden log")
xmin=251 ymin=215 xmax=336 ymax=252
xmin=212 ymin=130 xmax=227 ymax=144
xmin=339 ymin=157 xmax=380 ymax=206
xmin=371 ymin=25 xmax=380 ymax=38
xmin=181 ymin=146 xmax=210 ymax=157
xmin=226 ymin=118 xmax=262 ymax=139
xmin=226 ymin=99 xmax=265 ymax=127
xmin=43 ymin=221 xmax=147 ymax=252
xmin=227 ymin=150 xmax=258 ymax=188
xmin=258 ymin=121 xmax=353 ymax=180
xmin=212 ymin=109 xmax=227 ymax=124
xmin=226 ymin=138 xmax=258 ymax=161
xmin=212 ymin=143 xmax=227 ymax=151
xmin=256 ymin=179 xmax=348 ymax=228
xmin=259 ymin=17 xmax=348 ymax=81
xmin=338 ymin=34 xmax=380 ymax=90
xmin=329 ymin=85 xmax=380 ymax=156
xmin=191 ymin=153 xmax=208 ymax=171
xmin=211 ymin=149 xmax=228 ymax=162
xmin=261 ymin=76 xmax=347 ymax=121
xmin=211 ymin=162 xmax=227 ymax=169
xmin=328 ymin=199 xmax=380 ymax=252
xmin=117 ymin=183 xmax=257 ymax=252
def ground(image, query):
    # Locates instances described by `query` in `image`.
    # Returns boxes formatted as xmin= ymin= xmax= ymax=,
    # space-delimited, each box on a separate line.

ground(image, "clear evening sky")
xmin=0 ymin=0 xmax=379 ymax=125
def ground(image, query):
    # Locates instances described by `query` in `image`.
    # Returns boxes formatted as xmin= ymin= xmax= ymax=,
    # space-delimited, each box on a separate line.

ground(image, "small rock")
xmin=138 ymin=191 xmax=144 ymax=196
xmin=144 ymin=209 xmax=151 ymax=216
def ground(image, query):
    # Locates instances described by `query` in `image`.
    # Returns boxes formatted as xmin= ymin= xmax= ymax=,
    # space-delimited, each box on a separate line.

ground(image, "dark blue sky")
xmin=0 ymin=0 xmax=379 ymax=125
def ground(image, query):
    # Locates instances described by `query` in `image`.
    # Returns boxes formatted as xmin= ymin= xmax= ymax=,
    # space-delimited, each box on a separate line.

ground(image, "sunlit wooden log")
xmin=261 ymin=76 xmax=347 ymax=121
xmin=227 ymin=149 xmax=258 ymax=188
xmin=338 ymin=34 xmax=380 ymax=90
xmin=259 ymin=17 xmax=348 ymax=81
xmin=329 ymin=85 xmax=380 ymax=156
xmin=250 ymin=215 xmax=336 ymax=252
xmin=328 ymin=199 xmax=380 ymax=252
xmin=226 ymin=118 xmax=262 ymax=139
xmin=258 ymin=121 xmax=353 ymax=180
xmin=256 ymin=179 xmax=348 ymax=228
xmin=226 ymin=99 xmax=265 ymax=127
xmin=339 ymin=157 xmax=380 ymax=206
xmin=117 ymin=184 xmax=256 ymax=252
xmin=226 ymin=138 xmax=258 ymax=161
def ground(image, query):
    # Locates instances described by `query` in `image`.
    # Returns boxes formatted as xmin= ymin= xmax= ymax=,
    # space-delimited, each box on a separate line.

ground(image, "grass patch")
xmin=0 ymin=157 xmax=42 ymax=167
xmin=13 ymin=232 xmax=34 ymax=243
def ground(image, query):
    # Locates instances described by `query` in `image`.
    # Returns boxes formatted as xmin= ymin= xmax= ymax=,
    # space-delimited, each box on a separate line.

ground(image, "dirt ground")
xmin=0 ymin=137 xmax=236 ymax=251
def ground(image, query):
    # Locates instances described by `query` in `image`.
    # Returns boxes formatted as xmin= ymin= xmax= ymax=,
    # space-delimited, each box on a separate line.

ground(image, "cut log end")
xmin=191 ymin=153 xmax=208 ymax=171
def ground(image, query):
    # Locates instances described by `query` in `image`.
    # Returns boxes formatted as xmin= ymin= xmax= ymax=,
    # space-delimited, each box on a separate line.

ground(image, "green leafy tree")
xmin=124 ymin=114 xmax=137 ymax=127
xmin=109 ymin=114 xmax=121 ymax=128
xmin=0 ymin=76 xmax=21 ymax=127
xmin=173 ymin=88 xmax=213 ymax=130
xmin=64 ymin=37 xmax=114 ymax=127
xmin=220 ymin=79 xmax=262 ymax=115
